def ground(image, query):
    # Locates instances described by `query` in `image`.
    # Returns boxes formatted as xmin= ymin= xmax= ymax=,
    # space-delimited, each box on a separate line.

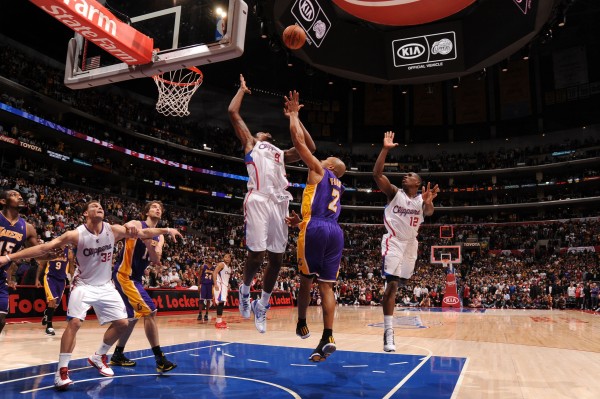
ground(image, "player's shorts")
xmin=114 ymin=272 xmax=157 ymax=319
xmin=200 ymin=283 xmax=214 ymax=300
xmin=43 ymin=275 xmax=66 ymax=305
xmin=0 ymin=285 xmax=8 ymax=314
xmin=297 ymin=218 xmax=344 ymax=282
xmin=67 ymin=281 xmax=127 ymax=325
xmin=214 ymin=281 xmax=228 ymax=303
xmin=381 ymin=235 xmax=418 ymax=279
xmin=244 ymin=190 xmax=289 ymax=253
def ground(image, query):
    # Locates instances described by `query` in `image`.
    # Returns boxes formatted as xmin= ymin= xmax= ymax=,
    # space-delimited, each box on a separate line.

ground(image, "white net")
xmin=153 ymin=67 xmax=203 ymax=117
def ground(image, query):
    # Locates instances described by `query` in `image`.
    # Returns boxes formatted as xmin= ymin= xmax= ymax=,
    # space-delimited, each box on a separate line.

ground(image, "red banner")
xmin=7 ymin=287 xmax=293 ymax=319
xmin=29 ymin=0 xmax=153 ymax=65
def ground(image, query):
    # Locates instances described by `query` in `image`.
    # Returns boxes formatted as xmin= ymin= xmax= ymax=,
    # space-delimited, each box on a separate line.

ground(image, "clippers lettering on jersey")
xmin=258 ymin=142 xmax=280 ymax=154
xmin=392 ymin=206 xmax=421 ymax=217
xmin=83 ymin=244 xmax=113 ymax=256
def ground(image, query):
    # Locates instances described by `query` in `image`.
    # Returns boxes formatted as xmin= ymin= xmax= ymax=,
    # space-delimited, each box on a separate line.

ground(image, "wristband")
xmin=5 ymin=254 xmax=11 ymax=262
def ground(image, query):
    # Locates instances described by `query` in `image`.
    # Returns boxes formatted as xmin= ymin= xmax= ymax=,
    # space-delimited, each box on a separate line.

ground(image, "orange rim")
xmin=153 ymin=66 xmax=203 ymax=87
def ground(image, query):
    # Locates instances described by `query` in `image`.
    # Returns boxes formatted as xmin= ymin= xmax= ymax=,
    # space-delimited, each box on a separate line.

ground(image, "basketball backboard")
xmin=431 ymin=245 xmax=462 ymax=264
xmin=64 ymin=0 xmax=247 ymax=89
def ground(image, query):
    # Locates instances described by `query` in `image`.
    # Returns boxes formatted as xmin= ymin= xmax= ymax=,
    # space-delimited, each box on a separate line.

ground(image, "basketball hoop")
xmin=152 ymin=67 xmax=203 ymax=117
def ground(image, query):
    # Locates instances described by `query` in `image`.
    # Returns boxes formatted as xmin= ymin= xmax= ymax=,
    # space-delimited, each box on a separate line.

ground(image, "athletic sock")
xmin=259 ymin=290 xmax=271 ymax=307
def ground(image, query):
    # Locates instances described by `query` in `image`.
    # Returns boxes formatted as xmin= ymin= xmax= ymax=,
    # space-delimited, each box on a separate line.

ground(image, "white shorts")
xmin=381 ymin=236 xmax=418 ymax=279
xmin=214 ymin=281 xmax=228 ymax=303
xmin=244 ymin=191 xmax=289 ymax=253
xmin=67 ymin=281 xmax=127 ymax=325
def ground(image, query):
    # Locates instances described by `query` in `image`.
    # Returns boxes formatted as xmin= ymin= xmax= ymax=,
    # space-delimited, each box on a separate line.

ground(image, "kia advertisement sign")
xmin=513 ymin=0 xmax=533 ymax=15
xmin=291 ymin=0 xmax=332 ymax=48
xmin=388 ymin=24 xmax=463 ymax=77
xmin=392 ymin=31 xmax=457 ymax=68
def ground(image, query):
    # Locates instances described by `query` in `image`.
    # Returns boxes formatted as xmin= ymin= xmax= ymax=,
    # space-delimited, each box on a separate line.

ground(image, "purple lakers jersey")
xmin=0 ymin=213 xmax=27 ymax=285
xmin=201 ymin=263 xmax=215 ymax=285
xmin=301 ymin=169 xmax=344 ymax=222
xmin=114 ymin=221 xmax=159 ymax=282
xmin=46 ymin=247 xmax=70 ymax=280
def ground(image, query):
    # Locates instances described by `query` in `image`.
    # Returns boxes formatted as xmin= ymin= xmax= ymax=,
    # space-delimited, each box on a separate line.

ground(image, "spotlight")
xmin=557 ymin=7 xmax=566 ymax=27
xmin=501 ymin=59 xmax=509 ymax=72
xmin=452 ymin=78 xmax=460 ymax=89
xmin=286 ymin=52 xmax=293 ymax=67
xmin=426 ymin=84 xmax=433 ymax=94
xmin=260 ymin=21 xmax=268 ymax=39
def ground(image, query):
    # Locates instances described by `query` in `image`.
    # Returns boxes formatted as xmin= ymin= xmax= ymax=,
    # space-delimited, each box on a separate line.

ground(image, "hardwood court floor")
xmin=2 ymin=306 xmax=599 ymax=398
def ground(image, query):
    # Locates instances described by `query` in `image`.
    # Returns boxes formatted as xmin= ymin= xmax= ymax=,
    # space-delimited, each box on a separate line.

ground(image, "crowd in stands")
xmin=1 ymin=43 xmax=600 ymax=174
xmin=1 ymin=42 xmax=599 ymax=312
xmin=2 ymin=175 xmax=599 ymax=312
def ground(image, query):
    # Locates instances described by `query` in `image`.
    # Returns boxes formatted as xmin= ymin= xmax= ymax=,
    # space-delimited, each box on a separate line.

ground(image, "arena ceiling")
xmin=0 ymin=0 xmax=593 ymax=101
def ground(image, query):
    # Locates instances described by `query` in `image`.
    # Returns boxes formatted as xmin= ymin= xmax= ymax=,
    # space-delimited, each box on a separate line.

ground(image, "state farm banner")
xmin=29 ymin=0 xmax=153 ymax=65
xmin=7 ymin=288 xmax=293 ymax=319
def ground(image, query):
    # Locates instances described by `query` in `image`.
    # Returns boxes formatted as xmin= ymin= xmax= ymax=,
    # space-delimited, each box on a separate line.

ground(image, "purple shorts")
xmin=44 ymin=275 xmax=66 ymax=304
xmin=200 ymin=283 xmax=214 ymax=300
xmin=114 ymin=274 xmax=156 ymax=318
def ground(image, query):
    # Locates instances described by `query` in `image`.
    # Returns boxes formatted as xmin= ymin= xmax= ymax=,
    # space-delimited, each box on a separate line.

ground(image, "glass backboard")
xmin=64 ymin=0 xmax=247 ymax=89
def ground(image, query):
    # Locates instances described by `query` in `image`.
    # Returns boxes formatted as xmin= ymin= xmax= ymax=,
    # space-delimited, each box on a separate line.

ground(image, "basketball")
xmin=282 ymin=25 xmax=306 ymax=50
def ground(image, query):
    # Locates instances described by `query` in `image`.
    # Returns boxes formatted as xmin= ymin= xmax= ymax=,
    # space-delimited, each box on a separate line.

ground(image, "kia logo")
xmin=396 ymin=43 xmax=425 ymax=59
xmin=443 ymin=296 xmax=460 ymax=305
xmin=299 ymin=0 xmax=315 ymax=22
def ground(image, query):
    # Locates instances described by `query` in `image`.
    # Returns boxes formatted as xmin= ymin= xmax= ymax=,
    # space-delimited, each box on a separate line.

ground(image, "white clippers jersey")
xmin=74 ymin=222 xmax=115 ymax=285
xmin=245 ymin=140 xmax=290 ymax=197
xmin=216 ymin=263 xmax=231 ymax=287
xmin=383 ymin=189 xmax=424 ymax=241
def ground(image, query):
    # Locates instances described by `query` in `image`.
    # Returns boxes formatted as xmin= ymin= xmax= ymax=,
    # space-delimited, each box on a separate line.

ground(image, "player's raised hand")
xmin=239 ymin=74 xmax=251 ymax=94
xmin=284 ymin=90 xmax=303 ymax=115
xmin=383 ymin=131 xmax=399 ymax=150
xmin=421 ymin=182 xmax=440 ymax=204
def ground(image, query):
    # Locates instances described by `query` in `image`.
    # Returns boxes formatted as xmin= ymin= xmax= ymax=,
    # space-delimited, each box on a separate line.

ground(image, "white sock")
xmin=259 ymin=291 xmax=271 ymax=307
xmin=384 ymin=315 xmax=394 ymax=330
xmin=240 ymin=284 xmax=250 ymax=296
xmin=97 ymin=342 xmax=112 ymax=356
xmin=216 ymin=317 xmax=222 ymax=323
xmin=58 ymin=353 xmax=72 ymax=369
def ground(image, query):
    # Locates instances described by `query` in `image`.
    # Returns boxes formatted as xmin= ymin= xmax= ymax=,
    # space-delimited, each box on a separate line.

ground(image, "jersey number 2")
xmin=328 ymin=188 xmax=341 ymax=213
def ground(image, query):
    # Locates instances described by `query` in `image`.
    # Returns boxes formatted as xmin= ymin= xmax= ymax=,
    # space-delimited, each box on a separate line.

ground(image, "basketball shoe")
xmin=383 ymin=328 xmax=396 ymax=352
xmin=309 ymin=336 xmax=336 ymax=362
xmin=88 ymin=353 xmax=114 ymax=377
xmin=110 ymin=353 xmax=137 ymax=367
xmin=251 ymin=300 xmax=270 ymax=333
xmin=296 ymin=322 xmax=310 ymax=339
xmin=156 ymin=354 xmax=177 ymax=373
xmin=239 ymin=292 xmax=251 ymax=319
xmin=45 ymin=327 xmax=56 ymax=336
xmin=54 ymin=367 xmax=72 ymax=390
